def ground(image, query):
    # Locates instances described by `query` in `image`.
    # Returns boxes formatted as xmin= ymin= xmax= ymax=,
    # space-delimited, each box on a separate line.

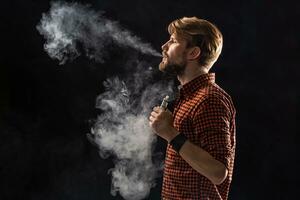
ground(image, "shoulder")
xmin=194 ymin=83 xmax=235 ymax=115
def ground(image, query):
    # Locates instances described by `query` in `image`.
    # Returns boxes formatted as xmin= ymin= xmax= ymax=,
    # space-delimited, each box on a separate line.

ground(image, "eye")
xmin=170 ymin=38 xmax=177 ymax=43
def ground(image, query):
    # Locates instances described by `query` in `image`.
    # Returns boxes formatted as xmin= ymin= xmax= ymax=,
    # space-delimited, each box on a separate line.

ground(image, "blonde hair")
xmin=168 ymin=17 xmax=223 ymax=68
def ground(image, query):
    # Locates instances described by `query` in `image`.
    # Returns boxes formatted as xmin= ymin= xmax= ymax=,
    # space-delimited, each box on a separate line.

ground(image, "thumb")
xmin=165 ymin=109 xmax=172 ymax=114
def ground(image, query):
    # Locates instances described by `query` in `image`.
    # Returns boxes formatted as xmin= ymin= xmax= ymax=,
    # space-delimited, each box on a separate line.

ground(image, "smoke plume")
xmin=89 ymin=64 xmax=174 ymax=200
xmin=36 ymin=1 xmax=161 ymax=65
xmin=37 ymin=1 xmax=175 ymax=200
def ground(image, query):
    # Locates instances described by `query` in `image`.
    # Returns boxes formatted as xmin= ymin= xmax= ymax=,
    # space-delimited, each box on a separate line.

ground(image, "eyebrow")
xmin=172 ymin=32 xmax=185 ymax=40
xmin=170 ymin=36 xmax=178 ymax=41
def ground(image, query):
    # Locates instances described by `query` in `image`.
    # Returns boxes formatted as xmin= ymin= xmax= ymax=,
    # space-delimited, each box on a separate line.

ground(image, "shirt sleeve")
xmin=193 ymin=95 xmax=235 ymax=170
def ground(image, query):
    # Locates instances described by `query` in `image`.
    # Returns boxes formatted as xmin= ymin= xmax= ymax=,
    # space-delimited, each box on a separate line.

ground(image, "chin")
xmin=159 ymin=62 xmax=166 ymax=72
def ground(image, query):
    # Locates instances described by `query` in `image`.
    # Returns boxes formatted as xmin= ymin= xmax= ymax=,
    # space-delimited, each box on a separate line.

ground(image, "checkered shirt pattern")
xmin=162 ymin=73 xmax=236 ymax=200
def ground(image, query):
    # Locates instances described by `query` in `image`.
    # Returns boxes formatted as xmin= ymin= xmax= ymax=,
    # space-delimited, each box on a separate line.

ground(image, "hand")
xmin=149 ymin=106 xmax=179 ymax=142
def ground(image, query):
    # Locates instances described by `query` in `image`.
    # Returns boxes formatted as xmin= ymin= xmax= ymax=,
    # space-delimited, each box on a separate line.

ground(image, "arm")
xmin=149 ymin=96 xmax=233 ymax=185
xmin=163 ymin=127 xmax=228 ymax=185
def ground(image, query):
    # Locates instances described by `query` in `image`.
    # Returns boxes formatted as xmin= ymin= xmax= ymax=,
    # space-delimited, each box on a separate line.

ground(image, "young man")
xmin=149 ymin=17 xmax=236 ymax=200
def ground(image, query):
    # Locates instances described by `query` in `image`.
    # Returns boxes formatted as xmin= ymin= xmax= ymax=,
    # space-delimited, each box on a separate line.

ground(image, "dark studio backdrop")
xmin=0 ymin=0 xmax=299 ymax=199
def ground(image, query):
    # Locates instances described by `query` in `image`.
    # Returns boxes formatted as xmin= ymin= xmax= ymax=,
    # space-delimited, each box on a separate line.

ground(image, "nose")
xmin=161 ymin=41 xmax=168 ymax=51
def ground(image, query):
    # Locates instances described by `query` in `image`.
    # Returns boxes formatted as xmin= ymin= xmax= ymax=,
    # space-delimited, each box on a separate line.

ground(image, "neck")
xmin=177 ymin=64 xmax=209 ymax=85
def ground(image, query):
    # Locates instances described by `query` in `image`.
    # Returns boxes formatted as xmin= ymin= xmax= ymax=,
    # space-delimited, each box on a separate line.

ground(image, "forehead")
xmin=170 ymin=33 xmax=186 ymax=43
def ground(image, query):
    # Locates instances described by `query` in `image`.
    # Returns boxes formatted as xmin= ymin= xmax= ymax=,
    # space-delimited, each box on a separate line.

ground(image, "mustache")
xmin=162 ymin=51 xmax=168 ymax=58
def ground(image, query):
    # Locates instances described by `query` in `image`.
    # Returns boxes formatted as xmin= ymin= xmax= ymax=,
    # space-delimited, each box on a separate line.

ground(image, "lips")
xmin=162 ymin=52 xmax=168 ymax=58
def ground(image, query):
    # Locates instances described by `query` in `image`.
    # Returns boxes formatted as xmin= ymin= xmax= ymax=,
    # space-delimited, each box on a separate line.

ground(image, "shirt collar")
xmin=178 ymin=73 xmax=215 ymax=98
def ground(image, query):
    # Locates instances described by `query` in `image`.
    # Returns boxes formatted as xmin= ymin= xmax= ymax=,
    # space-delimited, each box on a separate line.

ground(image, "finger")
xmin=149 ymin=119 xmax=155 ymax=127
xmin=149 ymin=121 xmax=155 ymax=129
xmin=149 ymin=115 xmax=155 ymax=122
xmin=150 ymin=111 xmax=159 ymax=118
xmin=153 ymin=106 xmax=162 ymax=113
xmin=165 ymin=109 xmax=172 ymax=114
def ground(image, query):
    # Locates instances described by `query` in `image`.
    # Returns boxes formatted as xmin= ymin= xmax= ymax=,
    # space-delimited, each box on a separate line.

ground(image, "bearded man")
xmin=149 ymin=17 xmax=236 ymax=200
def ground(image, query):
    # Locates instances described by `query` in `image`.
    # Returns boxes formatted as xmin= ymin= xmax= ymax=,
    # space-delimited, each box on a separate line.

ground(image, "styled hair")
xmin=168 ymin=17 xmax=223 ymax=68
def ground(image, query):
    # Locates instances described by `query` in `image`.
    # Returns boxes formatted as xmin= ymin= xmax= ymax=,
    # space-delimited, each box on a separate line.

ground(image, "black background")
xmin=1 ymin=0 xmax=299 ymax=199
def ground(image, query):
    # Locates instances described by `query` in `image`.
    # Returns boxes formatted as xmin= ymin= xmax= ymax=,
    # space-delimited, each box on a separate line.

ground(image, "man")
xmin=149 ymin=17 xmax=236 ymax=200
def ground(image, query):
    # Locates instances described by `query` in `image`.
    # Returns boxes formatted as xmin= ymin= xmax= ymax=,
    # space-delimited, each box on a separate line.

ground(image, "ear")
xmin=187 ymin=47 xmax=201 ymax=61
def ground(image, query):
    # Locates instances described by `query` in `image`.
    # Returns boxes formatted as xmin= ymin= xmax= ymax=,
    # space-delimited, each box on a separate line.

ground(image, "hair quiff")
xmin=168 ymin=17 xmax=223 ymax=69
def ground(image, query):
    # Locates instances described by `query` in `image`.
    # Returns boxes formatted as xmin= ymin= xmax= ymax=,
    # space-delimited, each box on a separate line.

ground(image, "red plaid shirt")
xmin=162 ymin=73 xmax=236 ymax=200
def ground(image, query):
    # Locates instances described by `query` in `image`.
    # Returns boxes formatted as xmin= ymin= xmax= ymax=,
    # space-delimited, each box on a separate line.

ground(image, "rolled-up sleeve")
xmin=193 ymin=95 xmax=235 ymax=169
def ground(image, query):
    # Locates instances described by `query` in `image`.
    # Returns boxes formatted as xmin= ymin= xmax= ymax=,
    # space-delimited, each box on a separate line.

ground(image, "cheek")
xmin=167 ymin=46 xmax=178 ymax=57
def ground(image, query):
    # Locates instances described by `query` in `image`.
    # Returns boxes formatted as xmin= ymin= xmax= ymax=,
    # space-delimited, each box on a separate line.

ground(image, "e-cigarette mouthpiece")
xmin=160 ymin=95 xmax=169 ymax=110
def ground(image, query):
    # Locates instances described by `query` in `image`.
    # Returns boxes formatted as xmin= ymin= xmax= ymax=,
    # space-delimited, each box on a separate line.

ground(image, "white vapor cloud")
xmin=37 ymin=2 xmax=174 ymax=199
xmin=90 ymin=67 xmax=174 ymax=199
xmin=36 ymin=1 xmax=161 ymax=65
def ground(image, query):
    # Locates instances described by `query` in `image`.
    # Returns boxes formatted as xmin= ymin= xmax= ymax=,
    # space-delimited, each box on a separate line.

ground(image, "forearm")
xmin=166 ymin=128 xmax=227 ymax=185
xmin=149 ymin=107 xmax=228 ymax=185
xmin=178 ymin=140 xmax=228 ymax=185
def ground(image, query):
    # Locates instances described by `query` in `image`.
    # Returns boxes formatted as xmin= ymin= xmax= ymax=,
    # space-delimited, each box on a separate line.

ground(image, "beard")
xmin=159 ymin=58 xmax=186 ymax=76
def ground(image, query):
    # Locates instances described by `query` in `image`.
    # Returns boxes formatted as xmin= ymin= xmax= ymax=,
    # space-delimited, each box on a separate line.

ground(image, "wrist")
xmin=166 ymin=128 xmax=180 ymax=143
xmin=169 ymin=132 xmax=187 ymax=154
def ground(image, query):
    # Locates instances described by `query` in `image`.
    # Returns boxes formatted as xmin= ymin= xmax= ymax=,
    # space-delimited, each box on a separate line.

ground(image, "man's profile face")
xmin=159 ymin=33 xmax=189 ymax=75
